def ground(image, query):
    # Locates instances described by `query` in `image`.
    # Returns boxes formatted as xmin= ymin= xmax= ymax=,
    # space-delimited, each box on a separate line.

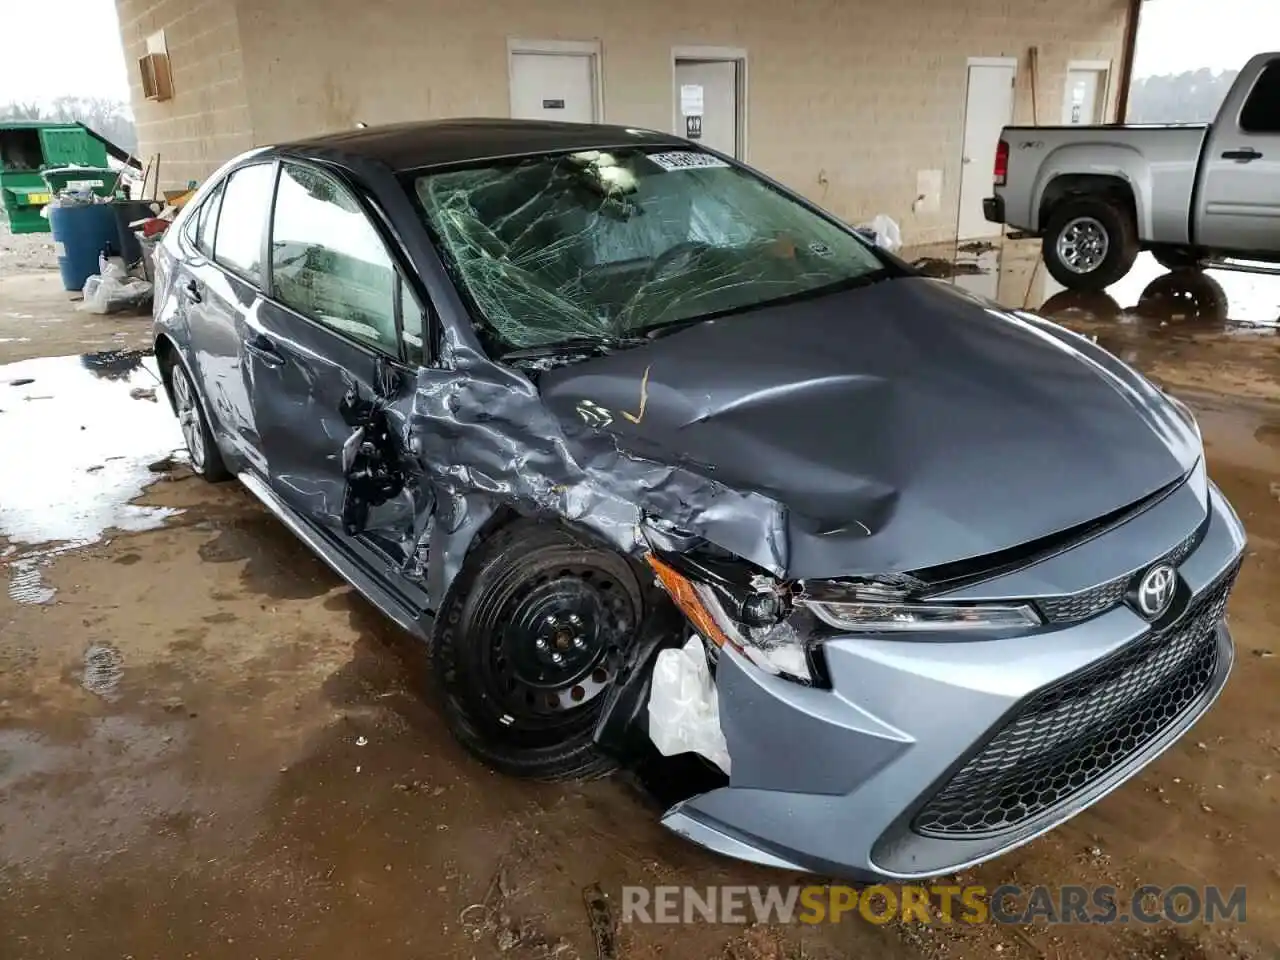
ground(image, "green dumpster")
xmin=0 ymin=122 xmax=115 ymax=234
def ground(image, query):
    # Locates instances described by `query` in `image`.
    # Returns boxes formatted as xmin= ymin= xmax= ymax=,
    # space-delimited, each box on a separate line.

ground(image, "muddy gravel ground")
xmin=2 ymin=228 xmax=1279 ymax=960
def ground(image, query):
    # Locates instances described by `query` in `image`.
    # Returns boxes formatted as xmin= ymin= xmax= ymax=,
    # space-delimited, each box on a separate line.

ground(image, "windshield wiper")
xmin=625 ymin=268 xmax=897 ymax=340
xmin=500 ymin=334 xmax=648 ymax=362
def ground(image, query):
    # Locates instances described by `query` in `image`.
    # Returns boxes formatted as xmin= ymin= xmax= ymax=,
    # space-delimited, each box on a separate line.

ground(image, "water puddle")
xmin=0 ymin=350 xmax=185 ymax=603
xmin=1027 ymin=253 xmax=1280 ymax=330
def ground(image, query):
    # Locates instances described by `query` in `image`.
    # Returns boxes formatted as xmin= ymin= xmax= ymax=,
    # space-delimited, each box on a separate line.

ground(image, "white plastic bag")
xmin=856 ymin=214 xmax=903 ymax=253
xmin=80 ymin=274 xmax=154 ymax=315
xmin=647 ymin=635 xmax=731 ymax=774
xmin=99 ymin=255 xmax=129 ymax=279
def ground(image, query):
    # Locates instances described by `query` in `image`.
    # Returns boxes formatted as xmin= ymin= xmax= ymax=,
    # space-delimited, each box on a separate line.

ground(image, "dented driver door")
xmin=244 ymin=161 xmax=432 ymax=600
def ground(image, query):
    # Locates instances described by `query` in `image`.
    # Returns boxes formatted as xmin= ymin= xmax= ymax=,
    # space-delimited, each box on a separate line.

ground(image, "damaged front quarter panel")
xmin=398 ymin=339 xmax=796 ymax=614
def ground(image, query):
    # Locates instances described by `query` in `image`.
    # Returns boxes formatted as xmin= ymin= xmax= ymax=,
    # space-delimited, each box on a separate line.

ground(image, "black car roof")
xmin=276 ymin=118 xmax=688 ymax=172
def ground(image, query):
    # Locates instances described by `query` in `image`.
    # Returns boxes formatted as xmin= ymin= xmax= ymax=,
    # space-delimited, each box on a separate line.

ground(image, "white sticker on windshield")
xmin=647 ymin=151 xmax=731 ymax=172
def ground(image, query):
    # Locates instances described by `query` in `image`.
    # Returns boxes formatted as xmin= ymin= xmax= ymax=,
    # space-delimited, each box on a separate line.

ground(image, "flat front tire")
xmin=432 ymin=521 xmax=644 ymax=781
xmin=1042 ymin=198 xmax=1139 ymax=292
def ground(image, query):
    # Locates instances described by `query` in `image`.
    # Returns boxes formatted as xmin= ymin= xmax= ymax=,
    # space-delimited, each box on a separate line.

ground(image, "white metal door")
xmin=674 ymin=60 xmax=739 ymax=157
xmin=958 ymin=62 xmax=1016 ymax=240
xmin=510 ymin=53 xmax=596 ymax=123
xmin=1062 ymin=69 xmax=1105 ymax=125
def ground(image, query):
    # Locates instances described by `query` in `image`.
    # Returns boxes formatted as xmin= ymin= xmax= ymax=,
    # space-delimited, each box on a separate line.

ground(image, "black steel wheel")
xmin=433 ymin=521 xmax=643 ymax=780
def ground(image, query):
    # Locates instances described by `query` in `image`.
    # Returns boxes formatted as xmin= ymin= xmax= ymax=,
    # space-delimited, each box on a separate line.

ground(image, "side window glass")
xmin=213 ymin=163 xmax=275 ymax=284
xmin=399 ymin=278 xmax=427 ymax=366
xmin=1240 ymin=61 xmax=1280 ymax=134
xmin=270 ymin=163 xmax=397 ymax=354
xmin=195 ymin=181 xmax=224 ymax=259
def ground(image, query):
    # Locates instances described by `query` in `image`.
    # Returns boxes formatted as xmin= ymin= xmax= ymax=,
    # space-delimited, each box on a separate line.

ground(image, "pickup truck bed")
xmin=985 ymin=52 xmax=1280 ymax=291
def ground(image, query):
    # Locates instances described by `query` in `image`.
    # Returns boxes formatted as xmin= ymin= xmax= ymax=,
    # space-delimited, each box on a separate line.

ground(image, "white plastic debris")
xmin=648 ymin=635 xmax=731 ymax=774
xmin=856 ymin=214 xmax=903 ymax=252
xmin=79 ymin=274 xmax=154 ymax=314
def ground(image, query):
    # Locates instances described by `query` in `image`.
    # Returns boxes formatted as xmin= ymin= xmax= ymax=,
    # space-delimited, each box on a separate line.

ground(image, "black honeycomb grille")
xmin=1036 ymin=525 xmax=1205 ymax=625
xmin=913 ymin=563 xmax=1238 ymax=838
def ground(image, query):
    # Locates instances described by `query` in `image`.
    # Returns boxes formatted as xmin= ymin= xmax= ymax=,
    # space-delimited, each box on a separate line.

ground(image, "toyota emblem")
xmin=1137 ymin=563 xmax=1177 ymax=619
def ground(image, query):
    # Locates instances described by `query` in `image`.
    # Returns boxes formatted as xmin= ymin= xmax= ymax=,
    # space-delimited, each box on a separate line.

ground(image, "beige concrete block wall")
xmin=114 ymin=0 xmax=255 ymax=191
xmin=236 ymin=0 xmax=1128 ymax=244
xmin=117 ymin=0 xmax=1128 ymax=241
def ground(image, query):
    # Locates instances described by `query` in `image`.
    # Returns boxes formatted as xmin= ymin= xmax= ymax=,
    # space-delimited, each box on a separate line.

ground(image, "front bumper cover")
xmin=661 ymin=482 xmax=1246 ymax=880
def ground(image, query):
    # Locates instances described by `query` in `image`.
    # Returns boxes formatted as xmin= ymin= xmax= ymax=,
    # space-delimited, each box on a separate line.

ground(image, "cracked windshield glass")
xmin=413 ymin=148 xmax=887 ymax=353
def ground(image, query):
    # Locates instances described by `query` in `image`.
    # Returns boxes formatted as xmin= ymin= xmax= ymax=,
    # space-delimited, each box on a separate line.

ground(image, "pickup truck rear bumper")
xmin=983 ymin=196 xmax=1005 ymax=224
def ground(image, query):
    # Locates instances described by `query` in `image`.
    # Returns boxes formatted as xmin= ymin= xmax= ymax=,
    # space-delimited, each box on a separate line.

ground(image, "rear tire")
xmin=167 ymin=357 xmax=230 ymax=482
xmin=432 ymin=521 xmax=644 ymax=781
xmin=1042 ymin=197 xmax=1139 ymax=292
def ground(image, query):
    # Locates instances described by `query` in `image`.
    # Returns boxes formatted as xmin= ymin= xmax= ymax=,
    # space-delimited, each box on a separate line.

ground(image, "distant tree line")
xmin=1126 ymin=69 xmax=1240 ymax=124
xmin=0 ymin=97 xmax=137 ymax=155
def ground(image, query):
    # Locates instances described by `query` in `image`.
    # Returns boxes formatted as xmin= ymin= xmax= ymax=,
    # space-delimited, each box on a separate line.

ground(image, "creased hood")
xmin=539 ymin=277 xmax=1201 ymax=579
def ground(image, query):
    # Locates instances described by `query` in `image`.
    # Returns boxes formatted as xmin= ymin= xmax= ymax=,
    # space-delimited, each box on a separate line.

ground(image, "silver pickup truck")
xmin=985 ymin=52 xmax=1280 ymax=291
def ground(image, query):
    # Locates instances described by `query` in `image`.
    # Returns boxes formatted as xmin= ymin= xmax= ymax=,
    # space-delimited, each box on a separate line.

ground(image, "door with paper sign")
xmin=674 ymin=59 xmax=740 ymax=158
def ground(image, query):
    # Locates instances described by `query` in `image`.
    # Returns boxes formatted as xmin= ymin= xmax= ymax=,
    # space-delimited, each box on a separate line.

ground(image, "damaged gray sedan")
xmin=154 ymin=119 xmax=1246 ymax=880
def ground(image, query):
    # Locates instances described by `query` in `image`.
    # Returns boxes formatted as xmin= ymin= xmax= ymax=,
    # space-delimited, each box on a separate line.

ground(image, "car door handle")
xmin=1221 ymin=148 xmax=1262 ymax=162
xmin=183 ymin=279 xmax=202 ymax=303
xmin=243 ymin=332 xmax=286 ymax=368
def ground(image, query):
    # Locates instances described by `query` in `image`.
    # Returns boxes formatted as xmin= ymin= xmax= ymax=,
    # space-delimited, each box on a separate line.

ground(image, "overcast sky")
xmin=1131 ymin=0 xmax=1280 ymax=76
xmin=0 ymin=0 xmax=1275 ymax=107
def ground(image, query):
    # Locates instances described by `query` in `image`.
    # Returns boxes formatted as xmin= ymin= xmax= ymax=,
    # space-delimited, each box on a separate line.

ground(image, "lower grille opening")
xmin=912 ymin=564 xmax=1238 ymax=838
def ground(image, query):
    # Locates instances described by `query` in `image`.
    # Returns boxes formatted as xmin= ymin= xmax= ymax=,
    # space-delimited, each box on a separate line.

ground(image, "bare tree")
xmin=0 ymin=98 xmax=137 ymax=155
xmin=1127 ymin=69 xmax=1240 ymax=124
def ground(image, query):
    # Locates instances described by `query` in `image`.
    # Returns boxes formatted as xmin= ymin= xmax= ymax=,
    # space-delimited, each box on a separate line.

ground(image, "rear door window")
xmin=268 ymin=162 xmax=399 ymax=355
xmin=213 ymin=162 xmax=276 ymax=284
xmin=1240 ymin=60 xmax=1280 ymax=133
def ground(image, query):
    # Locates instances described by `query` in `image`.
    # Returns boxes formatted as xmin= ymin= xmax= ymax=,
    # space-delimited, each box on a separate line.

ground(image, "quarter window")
xmin=193 ymin=181 xmax=224 ymax=258
xmin=1240 ymin=61 xmax=1280 ymax=133
xmin=213 ymin=163 xmax=275 ymax=283
xmin=269 ymin=162 xmax=398 ymax=354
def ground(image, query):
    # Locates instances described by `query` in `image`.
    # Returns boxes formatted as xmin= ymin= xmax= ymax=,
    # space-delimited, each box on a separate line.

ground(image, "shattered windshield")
xmin=413 ymin=148 xmax=887 ymax=352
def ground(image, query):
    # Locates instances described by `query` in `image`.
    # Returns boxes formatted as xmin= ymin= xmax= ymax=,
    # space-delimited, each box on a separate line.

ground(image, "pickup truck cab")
xmin=985 ymin=52 xmax=1280 ymax=290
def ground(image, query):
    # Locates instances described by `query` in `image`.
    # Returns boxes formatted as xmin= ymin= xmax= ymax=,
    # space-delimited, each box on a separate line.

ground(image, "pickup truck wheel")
xmin=432 ymin=521 xmax=642 ymax=781
xmin=1043 ymin=199 xmax=1138 ymax=292
xmin=1152 ymin=248 xmax=1207 ymax=272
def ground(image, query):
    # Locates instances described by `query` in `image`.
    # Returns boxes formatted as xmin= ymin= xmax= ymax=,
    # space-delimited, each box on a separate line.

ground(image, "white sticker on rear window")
xmin=646 ymin=151 xmax=731 ymax=172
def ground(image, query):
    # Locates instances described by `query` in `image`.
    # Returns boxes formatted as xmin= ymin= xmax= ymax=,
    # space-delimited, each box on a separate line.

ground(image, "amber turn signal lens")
xmin=645 ymin=554 xmax=733 ymax=649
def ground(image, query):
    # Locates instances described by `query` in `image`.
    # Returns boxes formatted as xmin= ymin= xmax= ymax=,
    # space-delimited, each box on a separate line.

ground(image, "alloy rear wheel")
xmin=168 ymin=357 xmax=230 ymax=481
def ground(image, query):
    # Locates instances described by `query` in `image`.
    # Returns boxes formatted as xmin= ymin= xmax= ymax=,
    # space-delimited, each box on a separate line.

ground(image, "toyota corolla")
xmin=152 ymin=119 xmax=1245 ymax=880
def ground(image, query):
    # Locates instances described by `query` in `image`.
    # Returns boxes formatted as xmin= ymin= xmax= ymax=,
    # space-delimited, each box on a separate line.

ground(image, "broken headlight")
xmin=645 ymin=552 xmax=815 ymax=684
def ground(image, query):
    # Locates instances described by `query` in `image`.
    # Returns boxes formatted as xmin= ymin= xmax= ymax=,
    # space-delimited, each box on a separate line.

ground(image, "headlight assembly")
xmin=646 ymin=553 xmax=1043 ymax=688
xmin=800 ymin=598 xmax=1041 ymax=632
xmin=645 ymin=553 xmax=814 ymax=684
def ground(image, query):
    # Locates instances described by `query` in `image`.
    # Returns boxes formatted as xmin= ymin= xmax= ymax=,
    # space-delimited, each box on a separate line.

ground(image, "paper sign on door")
xmin=680 ymin=84 xmax=704 ymax=117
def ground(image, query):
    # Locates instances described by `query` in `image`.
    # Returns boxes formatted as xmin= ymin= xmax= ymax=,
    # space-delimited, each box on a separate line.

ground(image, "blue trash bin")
xmin=49 ymin=203 xmax=121 ymax=292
